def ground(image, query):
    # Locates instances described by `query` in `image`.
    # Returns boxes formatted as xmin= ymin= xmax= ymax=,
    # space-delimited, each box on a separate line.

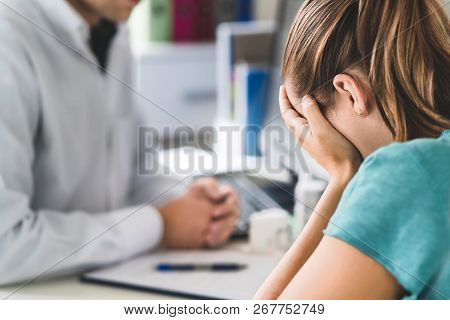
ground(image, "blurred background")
xmin=129 ymin=0 xmax=329 ymax=238
xmin=128 ymin=0 xmax=281 ymax=146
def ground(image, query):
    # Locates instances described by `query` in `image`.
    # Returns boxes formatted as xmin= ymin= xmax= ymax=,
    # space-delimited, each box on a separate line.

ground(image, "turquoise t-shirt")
xmin=324 ymin=130 xmax=450 ymax=300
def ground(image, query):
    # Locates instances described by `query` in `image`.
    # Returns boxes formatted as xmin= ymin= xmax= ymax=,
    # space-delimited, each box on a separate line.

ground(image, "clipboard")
xmin=81 ymin=249 xmax=281 ymax=300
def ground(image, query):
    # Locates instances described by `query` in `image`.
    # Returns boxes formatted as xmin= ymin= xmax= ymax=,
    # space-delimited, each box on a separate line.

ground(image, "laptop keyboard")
xmin=216 ymin=174 xmax=275 ymax=237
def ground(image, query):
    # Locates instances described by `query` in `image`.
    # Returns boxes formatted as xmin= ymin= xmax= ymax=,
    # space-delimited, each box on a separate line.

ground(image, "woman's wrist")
xmin=329 ymin=162 xmax=359 ymax=188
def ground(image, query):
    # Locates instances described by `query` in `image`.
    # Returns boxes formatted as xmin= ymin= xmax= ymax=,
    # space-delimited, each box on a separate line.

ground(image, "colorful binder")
xmin=234 ymin=63 xmax=269 ymax=156
xmin=236 ymin=0 xmax=253 ymax=21
xmin=215 ymin=0 xmax=237 ymax=24
xmin=197 ymin=0 xmax=215 ymax=41
xmin=149 ymin=0 xmax=171 ymax=42
xmin=173 ymin=0 xmax=199 ymax=42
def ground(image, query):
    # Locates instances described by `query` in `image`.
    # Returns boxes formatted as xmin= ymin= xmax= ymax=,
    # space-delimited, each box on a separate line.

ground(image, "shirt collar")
xmin=34 ymin=0 xmax=91 ymax=51
xmin=60 ymin=0 xmax=90 ymax=42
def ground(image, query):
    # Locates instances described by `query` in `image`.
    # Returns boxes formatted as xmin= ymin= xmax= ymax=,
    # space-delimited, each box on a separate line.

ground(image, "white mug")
xmin=249 ymin=209 xmax=291 ymax=254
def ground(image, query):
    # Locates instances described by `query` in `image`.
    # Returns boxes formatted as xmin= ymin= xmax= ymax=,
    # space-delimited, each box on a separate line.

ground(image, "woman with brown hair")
xmin=255 ymin=0 xmax=449 ymax=299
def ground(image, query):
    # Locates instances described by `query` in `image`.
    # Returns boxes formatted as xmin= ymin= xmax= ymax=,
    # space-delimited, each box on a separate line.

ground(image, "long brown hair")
xmin=282 ymin=0 xmax=450 ymax=140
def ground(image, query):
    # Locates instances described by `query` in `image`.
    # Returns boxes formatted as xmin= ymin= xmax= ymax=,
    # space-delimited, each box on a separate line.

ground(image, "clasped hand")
xmin=158 ymin=177 xmax=239 ymax=249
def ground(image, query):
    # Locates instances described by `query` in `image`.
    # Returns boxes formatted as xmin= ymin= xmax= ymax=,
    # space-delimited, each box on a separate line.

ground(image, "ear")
xmin=333 ymin=74 xmax=369 ymax=117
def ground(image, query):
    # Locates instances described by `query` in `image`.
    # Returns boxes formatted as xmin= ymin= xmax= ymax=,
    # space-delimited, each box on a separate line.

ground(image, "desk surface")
xmin=0 ymin=241 xmax=253 ymax=300
xmin=1 ymin=276 xmax=177 ymax=300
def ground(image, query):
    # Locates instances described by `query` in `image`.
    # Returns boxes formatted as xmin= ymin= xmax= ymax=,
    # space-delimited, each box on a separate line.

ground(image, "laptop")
xmin=209 ymin=172 xmax=295 ymax=237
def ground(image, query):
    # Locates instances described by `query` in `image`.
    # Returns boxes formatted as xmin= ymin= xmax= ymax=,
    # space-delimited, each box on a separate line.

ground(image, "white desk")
xmin=0 ymin=276 xmax=177 ymax=300
xmin=0 ymin=241 xmax=256 ymax=300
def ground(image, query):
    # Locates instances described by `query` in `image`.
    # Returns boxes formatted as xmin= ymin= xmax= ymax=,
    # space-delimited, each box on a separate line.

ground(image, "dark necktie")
xmin=89 ymin=19 xmax=118 ymax=73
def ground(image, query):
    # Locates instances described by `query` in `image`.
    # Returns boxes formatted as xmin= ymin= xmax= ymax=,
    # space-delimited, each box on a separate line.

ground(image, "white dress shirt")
xmin=0 ymin=0 xmax=182 ymax=285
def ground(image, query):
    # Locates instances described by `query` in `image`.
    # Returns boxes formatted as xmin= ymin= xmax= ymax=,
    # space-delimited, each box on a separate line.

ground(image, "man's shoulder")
xmin=0 ymin=0 xmax=49 ymax=65
xmin=0 ymin=0 xmax=40 ymax=21
xmin=0 ymin=0 xmax=43 ymax=41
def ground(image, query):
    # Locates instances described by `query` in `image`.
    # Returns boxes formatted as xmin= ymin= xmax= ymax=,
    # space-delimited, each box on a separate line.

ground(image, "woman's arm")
xmin=254 ymin=88 xmax=362 ymax=299
xmin=279 ymin=235 xmax=403 ymax=299
xmin=254 ymin=178 xmax=351 ymax=299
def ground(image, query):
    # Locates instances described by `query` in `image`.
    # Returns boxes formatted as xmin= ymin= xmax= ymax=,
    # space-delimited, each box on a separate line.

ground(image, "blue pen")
xmin=156 ymin=263 xmax=247 ymax=272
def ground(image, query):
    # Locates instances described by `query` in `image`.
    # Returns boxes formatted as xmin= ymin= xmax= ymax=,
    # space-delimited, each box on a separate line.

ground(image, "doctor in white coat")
xmin=0 ymin=0 xmax=239 ymax=285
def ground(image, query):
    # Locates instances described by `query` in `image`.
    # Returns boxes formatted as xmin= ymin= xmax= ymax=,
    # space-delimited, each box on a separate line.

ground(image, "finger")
xmin=301 ymin=95 xmax=330 ymax=134
xmin=279 ymin=86 xmax=308 ymax=125
xmin=212 ymin=191 xmax=239 ymax=219
xmin=217 ymin=185 xmax=233 ymax=198
xmin=279 ymin=87 xmax=311 ymax=147
xmin=279 ymin=86 xmax=303 ymax=120
xmin=192 ymin=177 xmax=224 ymax=201
xmin=205 ymin=216 xmax=238 ymax=247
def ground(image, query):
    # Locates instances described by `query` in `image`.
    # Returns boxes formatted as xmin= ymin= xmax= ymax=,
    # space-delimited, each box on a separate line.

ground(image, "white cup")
xmin=249 ymin=209 xmax=291 ymax=254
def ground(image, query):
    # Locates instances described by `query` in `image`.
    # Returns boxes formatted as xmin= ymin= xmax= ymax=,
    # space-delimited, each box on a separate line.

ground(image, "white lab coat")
xmin=0 ymin=0 xmax=183 ymax=285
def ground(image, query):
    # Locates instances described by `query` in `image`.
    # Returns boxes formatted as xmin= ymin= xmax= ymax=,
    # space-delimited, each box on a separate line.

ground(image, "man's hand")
xmin=158 ymin=177 xmax=239 ymax=249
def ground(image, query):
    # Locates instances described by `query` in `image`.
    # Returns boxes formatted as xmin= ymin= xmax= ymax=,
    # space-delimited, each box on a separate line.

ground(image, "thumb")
xmin=205 ymin=185 xmax=225 ymax=202
xmin=195 ymin=177 xmax=224 ymax=202
xmin=302 ymin=95 xmax=329 ymax=132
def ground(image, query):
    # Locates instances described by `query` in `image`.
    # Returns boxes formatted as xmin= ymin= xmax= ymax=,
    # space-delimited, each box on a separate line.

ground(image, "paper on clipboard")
xmin=82 ymin=249 xmax=282 ymax=300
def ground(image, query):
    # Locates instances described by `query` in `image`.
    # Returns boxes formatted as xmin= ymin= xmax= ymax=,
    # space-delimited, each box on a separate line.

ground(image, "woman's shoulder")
xmin=327 ymin=132 xmax=450 ymax=300
xmin=361 ymin=131 xmax=450 ymax=199
xmin=333 ymin=131 xmax=450 ymax=231
xmin=369 ymin=131 xmax=449 ymax=164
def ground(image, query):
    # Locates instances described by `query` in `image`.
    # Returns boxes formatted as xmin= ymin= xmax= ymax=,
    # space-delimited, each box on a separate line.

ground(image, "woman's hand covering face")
xmin=279 ymin=85 xmax=361 ymax=182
